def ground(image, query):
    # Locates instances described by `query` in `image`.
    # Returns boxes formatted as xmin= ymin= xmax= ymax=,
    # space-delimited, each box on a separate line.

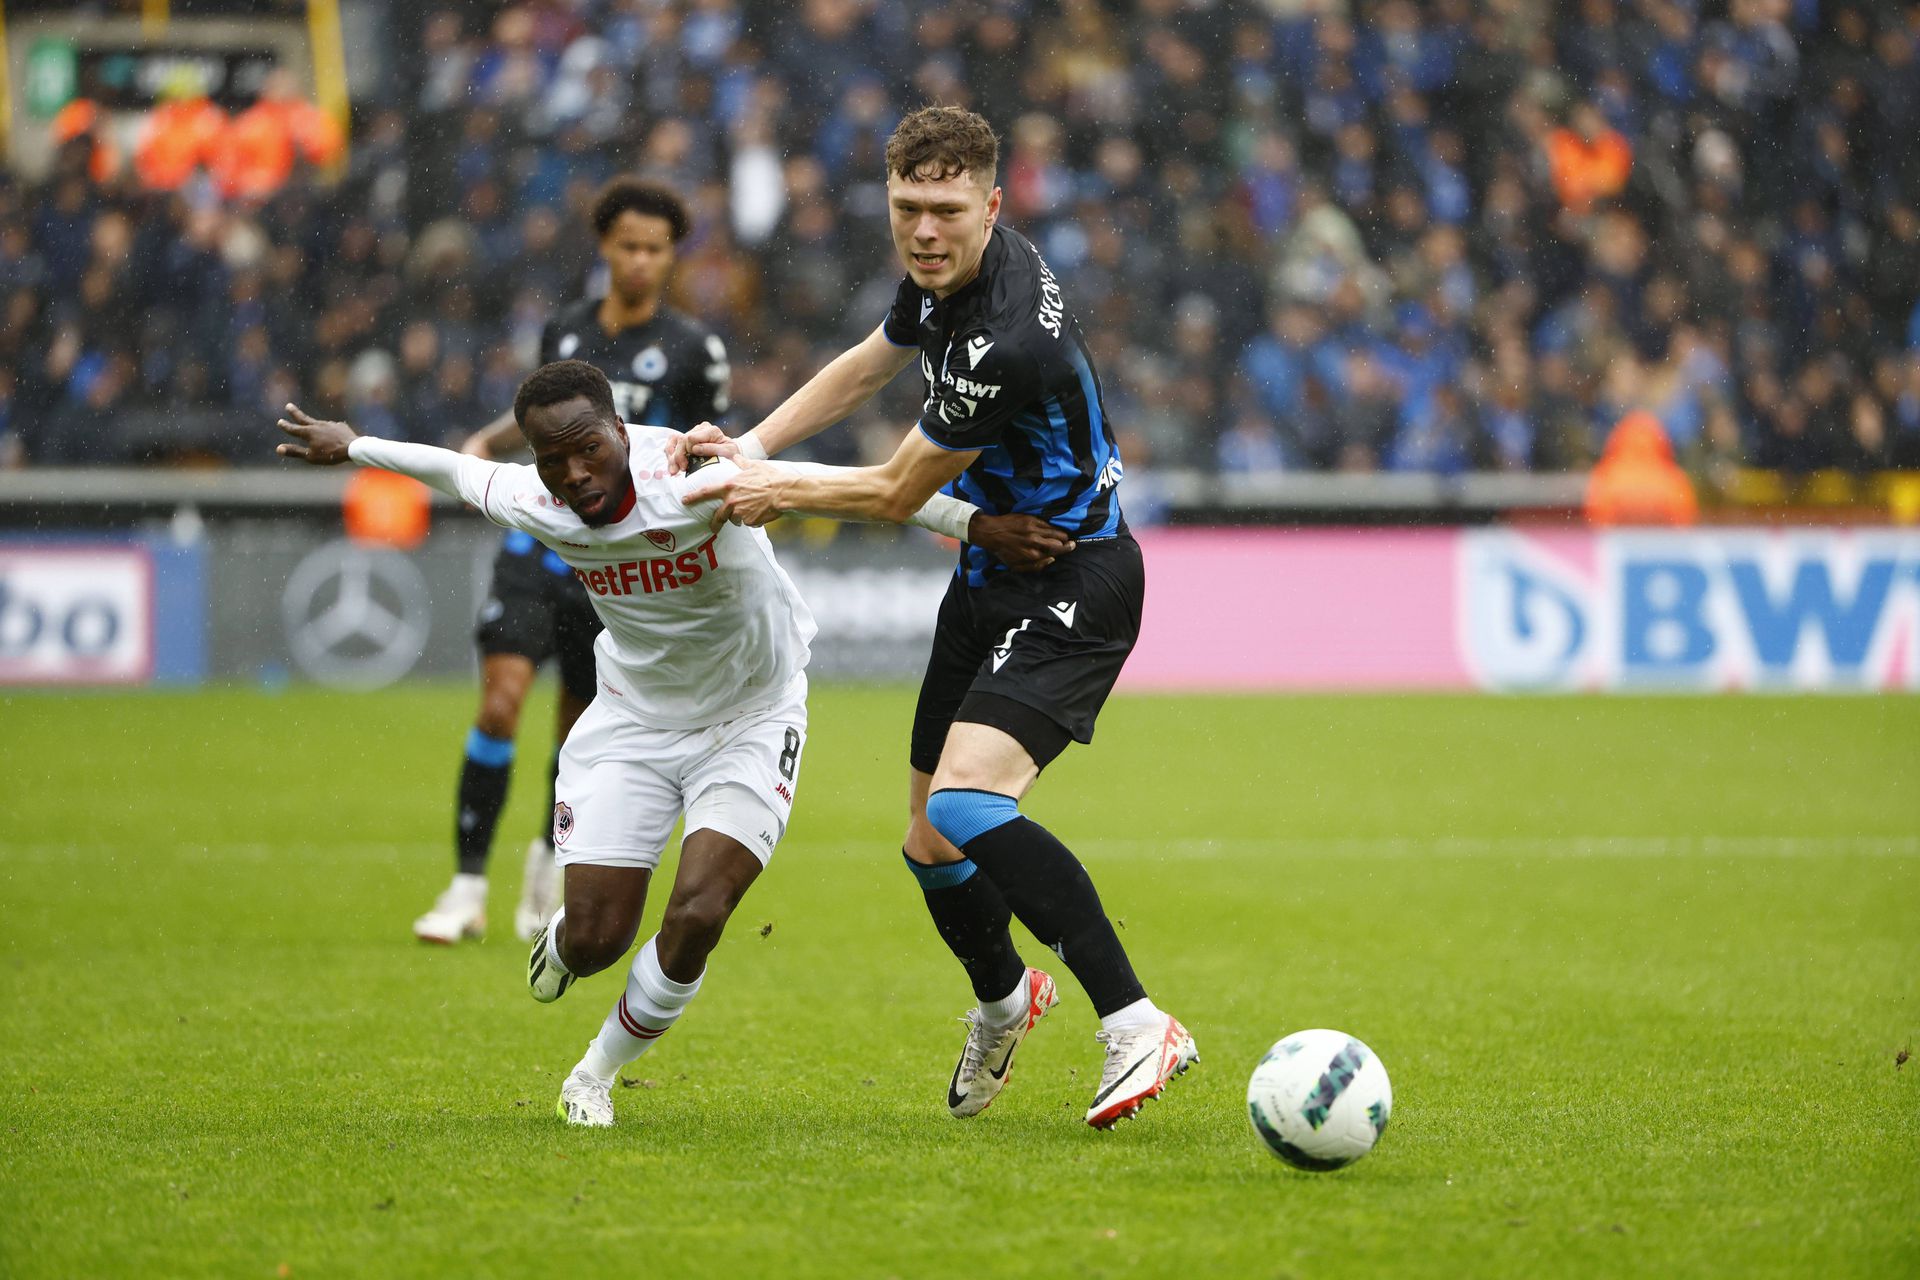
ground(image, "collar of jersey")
xmin=608 ymin=480 xmax=637 ymax=524
xmin=933 ymin=224 xmax=1007 ymax=313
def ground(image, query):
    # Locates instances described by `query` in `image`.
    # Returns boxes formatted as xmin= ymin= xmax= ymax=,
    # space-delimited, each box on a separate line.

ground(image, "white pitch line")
xmin=2 ymin=836 xmax=1913 ymax=862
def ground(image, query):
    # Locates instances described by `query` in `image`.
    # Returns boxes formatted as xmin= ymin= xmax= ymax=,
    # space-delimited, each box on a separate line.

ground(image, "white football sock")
xmin=543 ymin=906 xmax=570 ymax=974
xmin=581 ymin=935 xmax=703 ymax=1081
xmin=1098 ymin=997 xmax=1162 ymax=1035
xmin=451 ymin=872 xmax=487 ymax=898
xmin=980 ymin=975 xmax=1030 ymax=1029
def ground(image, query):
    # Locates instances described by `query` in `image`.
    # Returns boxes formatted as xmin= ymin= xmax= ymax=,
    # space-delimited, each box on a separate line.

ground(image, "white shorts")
xmin=551 ymin=675 xmax=807 ymax=871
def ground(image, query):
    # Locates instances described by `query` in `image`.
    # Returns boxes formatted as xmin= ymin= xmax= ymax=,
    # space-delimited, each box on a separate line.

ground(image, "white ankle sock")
xmin=581 ymin=935 xmax=704 ymax=1081
xmin=1098 ymin=997 xmax=1161 ymax=1035
xmin=451 ymin=872 xmax=487 ymax=898
xmin=543 ymin=907 xmax=570 ymax=974
xmin=980 ymin=974 xmax=1029 ymax=1028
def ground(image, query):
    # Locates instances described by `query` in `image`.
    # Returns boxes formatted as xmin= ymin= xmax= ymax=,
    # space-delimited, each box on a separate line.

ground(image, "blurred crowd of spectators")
xmin=5 ymin=0 xmax=1920 ymax=483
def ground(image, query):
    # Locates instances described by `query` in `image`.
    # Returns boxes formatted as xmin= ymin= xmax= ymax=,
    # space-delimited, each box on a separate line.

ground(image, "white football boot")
xmin=526 ymin=917 xmax=574 ymax=1003
xmin=412 ymin=873 xmax=487 ymax=944
xmin=514 ymin=839 xmax=560 ymax=942
xmin=947 ymin=967 xmax=1059 ymax=1118
xmin=1085 ymin=1012 xmax=1198 ymax=1129
xmin=556 ymin=1065 xmax=615 ymax=1128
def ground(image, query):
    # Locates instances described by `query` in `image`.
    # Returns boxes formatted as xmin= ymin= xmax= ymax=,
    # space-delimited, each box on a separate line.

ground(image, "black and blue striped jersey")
xmin=540 ymin=298 xmax=729 ymax=432
xmin=882 ymin=225 xmax=1126 ymax=586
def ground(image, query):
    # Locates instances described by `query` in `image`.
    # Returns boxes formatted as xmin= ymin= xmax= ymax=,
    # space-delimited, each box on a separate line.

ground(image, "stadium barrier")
xmin=4 ymin=521 xmax=1916 ymax=693
xmin=2 ymin=471 xmax=1913 ymax=692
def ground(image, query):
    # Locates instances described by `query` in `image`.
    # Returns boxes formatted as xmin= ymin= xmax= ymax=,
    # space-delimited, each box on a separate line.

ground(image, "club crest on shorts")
xmin=553 ymin=801 xmax=575 ymax=846
xmin=643 ymin=529 xmax=676 ymax=552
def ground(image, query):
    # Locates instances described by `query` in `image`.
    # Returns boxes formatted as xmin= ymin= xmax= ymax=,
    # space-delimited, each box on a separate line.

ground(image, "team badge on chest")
xmin=643 ymin=529 xmax=677 ymax=552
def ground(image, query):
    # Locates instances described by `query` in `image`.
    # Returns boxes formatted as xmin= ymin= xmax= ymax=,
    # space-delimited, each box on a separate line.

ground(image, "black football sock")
xmin=927 ymin=789 xmax=1147 ymax=1018
xmin=455 ymin=728 xmax=515 ymax=876
xmin=903 ymin=852 xmax=1028 ymax=1003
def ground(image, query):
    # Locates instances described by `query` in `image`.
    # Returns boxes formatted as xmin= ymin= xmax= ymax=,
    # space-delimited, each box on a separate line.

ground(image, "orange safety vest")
xmin=1585 ymin=412 xmax=1698 ymax=526
xmin=212 ymin=99 xmax=345 ymax=200
xmin=50 ymin=99 xmax=123 ymax=183
xmin=132 ymin=97 xmax=228 ymax=190
xmin=1546 ymin=128 xmax=1633 ymax=213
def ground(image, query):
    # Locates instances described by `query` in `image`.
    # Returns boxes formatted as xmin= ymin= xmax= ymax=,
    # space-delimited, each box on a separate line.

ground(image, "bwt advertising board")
xmin=1124 ymin=528 xmax=1920 ymax=693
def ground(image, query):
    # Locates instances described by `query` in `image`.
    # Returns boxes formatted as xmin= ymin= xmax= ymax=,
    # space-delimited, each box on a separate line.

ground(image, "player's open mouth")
xmin=572 ymin=491 xmax=605 ymax=517
xmin=913 ymin=253 xmax=947 ymax=269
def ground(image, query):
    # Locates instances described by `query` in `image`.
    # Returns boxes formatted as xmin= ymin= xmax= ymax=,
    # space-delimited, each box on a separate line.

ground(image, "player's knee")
xmin=924 ymin=789 xmax=1021 ymax=851
xmin=475 ymin=692 xmax=523 ymax=739
xmin=903 ymin=812 xmax=953 ymax=864
xmin=558 ymin=907 xmax=634 ymax=975
xmin=660 ymin=882 xmax=738 ymax=951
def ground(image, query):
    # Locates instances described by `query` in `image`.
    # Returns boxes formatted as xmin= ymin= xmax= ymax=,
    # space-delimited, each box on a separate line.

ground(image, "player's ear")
xmin=612 ymin=419 xmax=629 ymax=447
xmin=984 ymin=184 xmax=1002 ymax=230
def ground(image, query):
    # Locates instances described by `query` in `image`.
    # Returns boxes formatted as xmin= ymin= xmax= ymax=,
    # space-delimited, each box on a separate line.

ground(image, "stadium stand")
xmin=2 ymin=0 xmax=1916 ymax=513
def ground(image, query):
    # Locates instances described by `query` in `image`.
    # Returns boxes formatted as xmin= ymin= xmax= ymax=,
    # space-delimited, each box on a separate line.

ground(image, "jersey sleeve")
xmin=675 ymin=454 xmax=742 ymax=529
xmin=917 ymin=335 xmax=1036 ymax=453
xmin=347 ymin=436 xmax=519 ymax=527
xmin=882 ymin=277 xmax=924 ymax=347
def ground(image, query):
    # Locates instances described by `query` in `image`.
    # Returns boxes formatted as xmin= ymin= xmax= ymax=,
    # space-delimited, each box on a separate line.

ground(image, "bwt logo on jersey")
xmin=1459 ymin=530 xmax=1920 ymax=691
xmin=575 ymin=540 xmax=721 ymax=597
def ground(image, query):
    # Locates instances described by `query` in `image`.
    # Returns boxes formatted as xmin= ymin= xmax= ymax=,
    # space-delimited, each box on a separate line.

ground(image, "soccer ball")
xmin=1247 ymin=1028 xmax=1392 ymax=1171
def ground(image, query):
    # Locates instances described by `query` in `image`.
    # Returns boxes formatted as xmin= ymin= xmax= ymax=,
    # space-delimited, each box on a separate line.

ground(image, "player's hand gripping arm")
xmin=762 ymin=459 xmax=1074 ymax=571
xmin=276 ymin=403 xmax=504 ymax=514
xmin=667 ymin=324 xmax=916 ymax=472
xmin=685 ymin=429 xmax=1076 ymax=569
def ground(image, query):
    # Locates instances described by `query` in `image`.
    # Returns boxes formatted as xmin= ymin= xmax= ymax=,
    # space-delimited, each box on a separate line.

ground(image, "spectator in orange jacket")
xmin=49 ymin=100 xmax=122 ymax=184
xmin=1547 ymin=102 xmax=1633 ymax=214
xmin=1585 ymin=411 xmax=1699 ymax=526
xmin=211 ymin=69 xmax=345 ymax=201
xmin=132 ymin=82 xmax=228 ymax=191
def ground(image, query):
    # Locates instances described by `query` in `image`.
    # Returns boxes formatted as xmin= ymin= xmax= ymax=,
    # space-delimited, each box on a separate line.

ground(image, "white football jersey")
xmin=351 ymin=429 xmax=815 ymax=730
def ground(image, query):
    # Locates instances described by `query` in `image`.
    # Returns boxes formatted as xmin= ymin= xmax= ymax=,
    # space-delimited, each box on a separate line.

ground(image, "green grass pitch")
xmin=2 ymin=685 xmax=1914 ymax=1278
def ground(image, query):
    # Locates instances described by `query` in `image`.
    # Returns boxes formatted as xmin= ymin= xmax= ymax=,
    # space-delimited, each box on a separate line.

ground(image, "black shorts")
xmin=475 ymin=535 xmax=603 ymax=702
xmin=910 ymin=532 xmax=1144 ymax=775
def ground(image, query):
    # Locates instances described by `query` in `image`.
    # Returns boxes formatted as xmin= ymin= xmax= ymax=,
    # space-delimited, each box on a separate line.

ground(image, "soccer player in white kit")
xmin=276 ymin=360 xmax=1070 ymax=1127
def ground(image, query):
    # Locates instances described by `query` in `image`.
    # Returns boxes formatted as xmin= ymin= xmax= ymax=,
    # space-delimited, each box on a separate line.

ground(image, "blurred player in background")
xmin=414 ymin=179 xmax=732 ymax=946
xmin=278 ymin=361 xmax=1065 ymax=1126
xmin=680 ymin=107 xmax=1195 ymax=1129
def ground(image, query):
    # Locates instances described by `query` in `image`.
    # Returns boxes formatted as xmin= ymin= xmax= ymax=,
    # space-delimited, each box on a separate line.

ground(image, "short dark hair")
xmin=885 ymin=106 xmax=999 ymax=185
xmin=590 ymin=177 xmax=691 ymax=241
xmin=513 ymin=359 xmax=618 ymax=429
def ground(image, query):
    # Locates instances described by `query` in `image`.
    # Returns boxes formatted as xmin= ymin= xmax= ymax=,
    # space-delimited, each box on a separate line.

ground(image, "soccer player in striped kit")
xmin=680 ymin=107 xmax=1196 ymax=1129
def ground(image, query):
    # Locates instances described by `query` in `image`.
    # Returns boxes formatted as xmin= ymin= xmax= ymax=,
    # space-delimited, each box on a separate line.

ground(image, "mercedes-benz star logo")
xmin=282 ymin=540 xmax=431 ymax=689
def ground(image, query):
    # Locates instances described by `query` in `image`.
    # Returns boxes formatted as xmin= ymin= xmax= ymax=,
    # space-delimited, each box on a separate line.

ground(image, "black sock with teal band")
xmin=903 ymin=852 xmax=1026 ymax=1002
xmin=455 ymin=728 xmax=514 ymax=876
xmin=924 ymin=788 xmax=1147 ymax=1018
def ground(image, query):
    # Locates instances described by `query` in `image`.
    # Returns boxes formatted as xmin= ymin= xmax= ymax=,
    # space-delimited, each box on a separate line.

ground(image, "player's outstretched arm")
xmin=668 ymin=324 xmax=915 ymax=473
xmin=276 ymin=403 xmax=504 ymax=514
